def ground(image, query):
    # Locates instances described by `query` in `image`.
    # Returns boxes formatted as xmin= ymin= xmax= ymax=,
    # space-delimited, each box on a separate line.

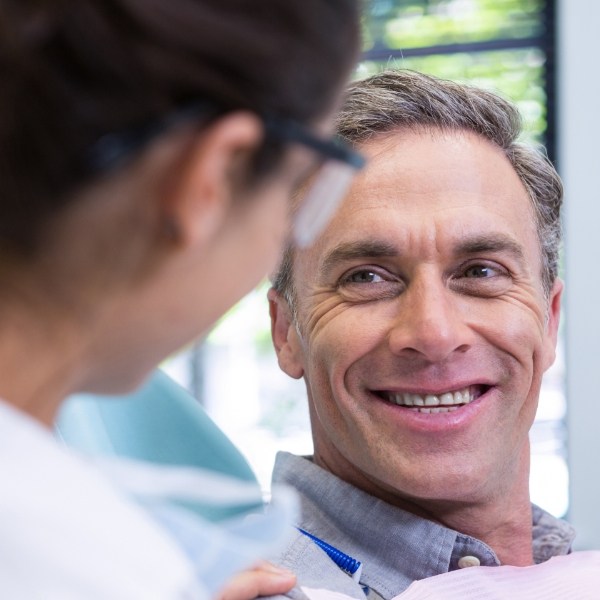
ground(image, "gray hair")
xmin=273 ymin=69 xmax=563 ymax=309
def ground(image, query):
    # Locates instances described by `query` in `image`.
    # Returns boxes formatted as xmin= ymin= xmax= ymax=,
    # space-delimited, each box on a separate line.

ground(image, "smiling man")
xmin=267 ymin=70 xmax=574 ymax=599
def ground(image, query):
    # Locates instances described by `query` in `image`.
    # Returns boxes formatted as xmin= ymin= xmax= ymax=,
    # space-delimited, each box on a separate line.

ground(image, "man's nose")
xmin=387 ymin=274 xmax=472 ymax=363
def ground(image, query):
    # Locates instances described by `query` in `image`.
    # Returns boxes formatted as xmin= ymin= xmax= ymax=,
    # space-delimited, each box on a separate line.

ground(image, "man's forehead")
xmin=292 ymin=129 xmax=540 ymax=279
xmin=353 ymin=132 xmax=528 ymax=221
xmin=355 ymin=128 xmax=521 ymax=186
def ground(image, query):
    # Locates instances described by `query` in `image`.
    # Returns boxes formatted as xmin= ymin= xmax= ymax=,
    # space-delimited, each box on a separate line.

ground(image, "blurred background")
xmin=164 ymin=0 xmax=600 ymax=550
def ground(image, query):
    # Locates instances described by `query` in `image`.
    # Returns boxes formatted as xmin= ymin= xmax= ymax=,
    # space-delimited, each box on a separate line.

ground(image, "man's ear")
xmin=267 ymin=287 xmax=305 ymax=379
xmin=543 ymin=277 xmax=563 ymax=370
xmin=163 ymin=111 xmax=263 ymax=248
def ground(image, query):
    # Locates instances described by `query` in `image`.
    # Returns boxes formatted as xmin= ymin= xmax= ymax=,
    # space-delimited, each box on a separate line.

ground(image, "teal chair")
xmin=55 ymin=369 xmax=260 ymax=521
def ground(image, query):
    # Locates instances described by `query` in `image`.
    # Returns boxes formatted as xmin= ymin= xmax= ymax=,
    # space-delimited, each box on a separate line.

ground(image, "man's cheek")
xmin=477 ymin=310 xmax=542 ymax=363
xmin=303 ymin=290 xmax=361 ymax=338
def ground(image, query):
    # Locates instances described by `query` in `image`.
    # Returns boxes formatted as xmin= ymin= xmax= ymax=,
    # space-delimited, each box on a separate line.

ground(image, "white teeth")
xmin=440 ymin=392 xmax=454 ymax=406
xmin=385 ymin=387 xmax=474 ymax=410
xmin=407 ymin=406 xmax=460 ymax=414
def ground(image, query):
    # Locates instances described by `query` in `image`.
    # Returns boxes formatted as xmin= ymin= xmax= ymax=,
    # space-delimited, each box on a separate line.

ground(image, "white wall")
xmin=558 ymin=0 xmax=600 ymax=550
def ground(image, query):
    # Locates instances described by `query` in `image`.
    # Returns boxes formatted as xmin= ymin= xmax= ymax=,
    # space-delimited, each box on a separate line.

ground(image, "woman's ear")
xmin=268 ymin=287 xmax=305 ymax=379
xmin=163 ymin=111 xmax=264 ymax=249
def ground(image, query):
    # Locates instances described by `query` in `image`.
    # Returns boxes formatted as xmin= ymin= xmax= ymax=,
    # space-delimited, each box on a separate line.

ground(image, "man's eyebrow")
xmin=318 ymin=235 xmax=526 ymax=277
xmin=319 ymin=240 xmax=398 ymax=275
xmin=455 ymin=234 xmax=525 ymax=262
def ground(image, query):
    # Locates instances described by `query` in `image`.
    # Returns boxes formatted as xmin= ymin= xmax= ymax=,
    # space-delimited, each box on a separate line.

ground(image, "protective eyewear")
xmin=263 ymin=115 xmax=365 ymax=247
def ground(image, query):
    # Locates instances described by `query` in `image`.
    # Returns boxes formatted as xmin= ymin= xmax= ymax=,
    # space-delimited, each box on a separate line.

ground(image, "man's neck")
xmin=425 ymin=490 xmax=534 ymax=566
xmin=315 ymin=445 xmax=534 ymax=566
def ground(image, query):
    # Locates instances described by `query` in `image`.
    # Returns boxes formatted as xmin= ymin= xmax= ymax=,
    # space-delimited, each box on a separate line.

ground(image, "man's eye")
xmin=463 ymin=264 xmax=499 ymax=278
xmin=337 ymin=267 xmax=403 ymax=301
xmin=453 ymin=261 xmax=511 ymax=297
xmin=344 ymin=270 xmax=385 ymax=284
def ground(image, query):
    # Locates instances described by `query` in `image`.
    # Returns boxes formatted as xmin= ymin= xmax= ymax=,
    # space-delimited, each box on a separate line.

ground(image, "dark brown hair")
xmin=0 ymin=0 xmax=361 ymax=257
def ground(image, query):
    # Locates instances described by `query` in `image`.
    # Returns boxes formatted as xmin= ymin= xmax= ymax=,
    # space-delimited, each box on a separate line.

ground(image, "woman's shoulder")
xmin=0 ymin=399 xmax=200 ymax=599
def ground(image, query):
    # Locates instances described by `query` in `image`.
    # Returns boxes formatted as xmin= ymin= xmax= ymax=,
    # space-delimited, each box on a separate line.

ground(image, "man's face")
xmin=270 ymin=129 xmax=562 ymax=507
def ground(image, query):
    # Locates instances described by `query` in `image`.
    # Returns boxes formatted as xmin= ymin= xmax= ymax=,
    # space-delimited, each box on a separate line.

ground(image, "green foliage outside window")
xmin=358 ymin=48 xmax=546 ymax=142
xmin=364 ymin=0 xmax=545 ymax=50
xmin=360 ymin=0 xmax=549 ymax=143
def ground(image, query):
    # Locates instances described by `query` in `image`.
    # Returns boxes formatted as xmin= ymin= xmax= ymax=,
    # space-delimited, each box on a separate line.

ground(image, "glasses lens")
xmin=293 ymin=160 xmax=357 ymax=248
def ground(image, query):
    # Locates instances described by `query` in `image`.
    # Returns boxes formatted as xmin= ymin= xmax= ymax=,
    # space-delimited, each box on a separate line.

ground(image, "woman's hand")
xmin=215 ymin=561 xmax=296 ymax=600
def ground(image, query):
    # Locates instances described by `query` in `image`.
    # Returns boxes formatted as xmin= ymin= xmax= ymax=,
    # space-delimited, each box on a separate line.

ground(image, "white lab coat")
xmin=0 ymin=400 xmax=204 ymax=600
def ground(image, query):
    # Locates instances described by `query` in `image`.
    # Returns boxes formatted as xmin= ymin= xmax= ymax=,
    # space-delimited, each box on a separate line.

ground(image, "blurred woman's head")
xmin=0 ymin=0 xmax=361 ymax=398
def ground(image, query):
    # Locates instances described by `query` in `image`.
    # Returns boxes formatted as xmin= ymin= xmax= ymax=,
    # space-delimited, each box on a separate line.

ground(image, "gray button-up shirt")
xmin=270 ymin=452 xmax=575 ymax=600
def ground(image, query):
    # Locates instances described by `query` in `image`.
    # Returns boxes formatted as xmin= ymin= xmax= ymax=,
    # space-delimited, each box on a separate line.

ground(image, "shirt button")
xmin=458 ymin=555 xmax=481 ymax=569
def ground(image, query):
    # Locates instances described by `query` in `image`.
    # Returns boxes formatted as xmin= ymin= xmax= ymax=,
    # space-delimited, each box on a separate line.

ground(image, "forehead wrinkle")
xmin=318 ymin=240 xmax=398 ymax=278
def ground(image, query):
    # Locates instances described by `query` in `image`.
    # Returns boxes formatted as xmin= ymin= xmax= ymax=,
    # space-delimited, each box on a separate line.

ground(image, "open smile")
xmin=374 ymin=385 xmax=490 ymax=414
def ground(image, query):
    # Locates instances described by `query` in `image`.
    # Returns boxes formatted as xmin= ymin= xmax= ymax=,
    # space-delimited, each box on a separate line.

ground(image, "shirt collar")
xmin=272 ymin=452 xmax=575 ymax=598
